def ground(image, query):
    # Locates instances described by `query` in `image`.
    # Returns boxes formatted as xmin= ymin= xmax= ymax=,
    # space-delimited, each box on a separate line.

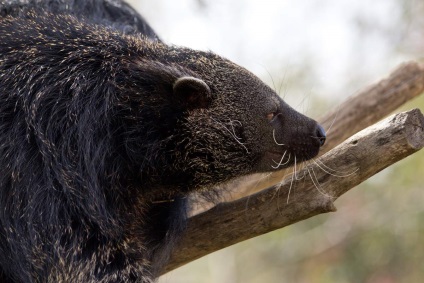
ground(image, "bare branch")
xmin=231 ymin=61 xmax=424 ymax=198
xmin=164 ymin=108 xmax=424 ymax=273
xmin=320 ymin=61 xmax=424 ymax=153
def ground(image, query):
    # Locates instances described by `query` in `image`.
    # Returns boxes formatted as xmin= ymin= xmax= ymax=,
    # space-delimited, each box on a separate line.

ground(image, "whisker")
xmin=271 ymin=151 xmax=289 ymax=169
xmin=294 ymin=155 xmax=307 ymax=181
xmin=296 ymin=160 xmax=308 ymax=181
xmin=286 ymin=164 xmax=296 ymax=204
xmin=297 ymin=88 xmax=313 ymax=115
xmin=306 ymin=165 xmax=334 ymax=198
xmin=278 ymin=69 xmax=289 ymax=100
xmin=271 ymin=169 xmax=291 ymax=216
xmin=293 ymin=155 xmax=300 ymax=181
xmin=324 ymin=104 xmax=341 ymax=136
xmin=316 ymin=158 xmax=357 ymax=174
xmin=312 ymin=158 xmax=358 ymax=177
xmin=272 ymin=129 xmax=285 ymax=146
xmin=265 ymin=68 xmax=277 ymax=93
xmin=211 ymin=117 xmax=249 ymax=153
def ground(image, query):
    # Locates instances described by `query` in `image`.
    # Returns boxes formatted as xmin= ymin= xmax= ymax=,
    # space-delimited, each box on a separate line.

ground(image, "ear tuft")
xmin=173 ymin=76 xmax=212 ymax=110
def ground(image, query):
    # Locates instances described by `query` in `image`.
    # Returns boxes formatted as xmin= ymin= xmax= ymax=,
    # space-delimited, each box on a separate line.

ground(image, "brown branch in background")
xmin=229 ymin=61 xmax=424 ymax=199
xmin=319 ymin=61 xmax=424 ymax=153
xmin=164 ymin=108 xmax=424 ymax=273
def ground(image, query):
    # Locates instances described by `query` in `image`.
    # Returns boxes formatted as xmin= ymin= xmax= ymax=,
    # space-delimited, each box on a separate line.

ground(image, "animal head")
xmin=119 ymin=45 xmax=326 ymax=192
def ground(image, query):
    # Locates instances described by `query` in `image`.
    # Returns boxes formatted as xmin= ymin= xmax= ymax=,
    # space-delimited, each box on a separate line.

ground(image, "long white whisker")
xmin=313 ymin=158 xmax=358 ymax=177
xmin=294 ymin=155 xmax=299 ymax=181
xmin=286 ymin=165 xmax=296 ymax=204
xmin=297 ymin=88 xmax=313 ymax=114
xmin=307 ymin=165 xmax=334 ymax=198
xmin=324 ymin=104 xmax=341 ymax=136
xmin=211 ymin=118 xmax=249 ymax=153
xmin=271 ymin=151 xmax=289 ymax=169
xmin=229 ymin=120 xmax=243 ymax=139
xmin=295 ymin=160 xmax=308 ymax=181
xmin=293 ymin=155 xmax=297 ymax=178
xmin=315 ymin=159 xmax=358 ymax=176
xmin=272 ymin=129 xmax=285 ymax=146
xmin=271 ymin=168 xmax=292 ymax=216
xmin=264 ymin=68 xmax=277 ymax=92
xmin=294 ymin=155 xmax=307 ymax=181
xmin=316 ymin=158 xmax=358 ymax=176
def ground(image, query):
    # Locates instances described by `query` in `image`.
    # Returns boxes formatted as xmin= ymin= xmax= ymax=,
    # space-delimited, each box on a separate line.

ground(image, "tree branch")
xmin=229 ymin=61 xmax=424 ymax=198
xmin=164 ymin=108 xmax=424 ymax=273
xmin=319 ymin=61 xmax=424 ymax=154
xmin=161 ymin=61 xmax=424 ymax=273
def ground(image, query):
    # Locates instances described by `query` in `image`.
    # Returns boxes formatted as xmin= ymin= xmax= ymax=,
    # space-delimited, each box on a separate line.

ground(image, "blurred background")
xmin=128 ymin=0 xmax=424 ymax=282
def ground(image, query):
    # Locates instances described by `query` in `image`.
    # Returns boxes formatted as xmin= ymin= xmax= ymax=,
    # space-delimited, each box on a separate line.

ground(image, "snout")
xmin=258 ymin=104 xmax=328 ymax=172
xmin=315 ymin=124 xmax=326 ymax=146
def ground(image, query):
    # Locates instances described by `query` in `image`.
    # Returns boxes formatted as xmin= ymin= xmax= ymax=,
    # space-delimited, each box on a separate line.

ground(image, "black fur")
xmin=0 ymin=1 xmax=325 ymax=282
xmin=0 ymin=0 xmax=159 ymax=39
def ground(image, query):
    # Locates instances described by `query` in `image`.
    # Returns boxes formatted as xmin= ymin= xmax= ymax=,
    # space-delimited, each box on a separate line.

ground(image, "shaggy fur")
xmin=0 ymin=1 xmax=325 ymax=282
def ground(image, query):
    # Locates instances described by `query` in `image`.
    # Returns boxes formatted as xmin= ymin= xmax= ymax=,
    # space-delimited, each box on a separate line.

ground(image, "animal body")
xmin=0 ymin=0 xmax=326 ymax=282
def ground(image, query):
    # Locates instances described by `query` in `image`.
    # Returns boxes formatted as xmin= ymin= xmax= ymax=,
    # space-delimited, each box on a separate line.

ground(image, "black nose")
xmin=316 ymin=124 xmax=326 ymax=146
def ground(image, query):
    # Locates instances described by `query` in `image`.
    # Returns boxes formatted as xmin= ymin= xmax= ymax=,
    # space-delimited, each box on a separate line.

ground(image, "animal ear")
xmin=173 ymin=76 xmax=212 ymax=110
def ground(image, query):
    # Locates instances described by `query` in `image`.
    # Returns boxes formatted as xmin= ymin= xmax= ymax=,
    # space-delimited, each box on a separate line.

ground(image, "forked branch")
xmin=164 ymin=108 xmax=424 ymax=273
xmin=163 ymin=61 xmax=424 ymax=274
xmin=233 ymin=61 xmax=424 ymax=196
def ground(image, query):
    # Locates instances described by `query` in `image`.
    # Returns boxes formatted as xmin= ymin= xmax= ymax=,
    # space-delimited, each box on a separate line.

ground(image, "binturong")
xmin=0 ymin=0 xmax=326 ymax=282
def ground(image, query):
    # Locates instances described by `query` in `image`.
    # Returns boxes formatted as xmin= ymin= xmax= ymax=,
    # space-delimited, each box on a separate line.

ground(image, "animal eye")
xmin=266 ymin=112 xmax=277 ymax=121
